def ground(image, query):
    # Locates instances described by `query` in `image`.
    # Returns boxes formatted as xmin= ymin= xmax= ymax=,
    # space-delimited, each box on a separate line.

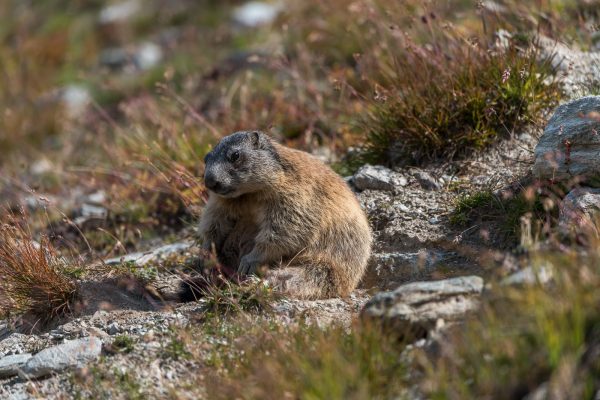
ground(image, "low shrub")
xmin=0 ymin=219 xmax=77 ymax=322
xmin=361 ymin=40 xmax=560 ymax=166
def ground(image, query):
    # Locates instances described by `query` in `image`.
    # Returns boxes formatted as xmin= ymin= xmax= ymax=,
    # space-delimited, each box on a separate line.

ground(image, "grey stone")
xmin=538 ymin=36 xmax=600 ymax=98
xmin=73 ymin=203 xmax=108 ymax=227
xmin=86 ymin=190 xmax=106 ymax=205
xmin=411 ymin=170 xmax=442 ymax=190
xmin=108 ymin=322 xmax=121 ymax=336
xmin=20 ymin=337 xmax=102 ymax=378
xmin=592 ymin=31 xmax=600 ymax=51
xmin=533 ymin=96 xmax=600 ymax=184
xmin=232 ymin=1 xmax=281 ymax=27
xmin=80 ymin=204 xmax=108 ymax=219
xmin=353 ymin=165 xmax=408 ymax=191
xmin=523 ymin=383 xmax=548 ymax=400
xmin=558 ymin=187 xmax=600 ymax=235
xmin=99 ymin=47 xmax=129 ymax=69
xmin=134 ymin=42 xmax=163 ymax=70
xmin=501 ymin=265 xmax=554 ymax=286
xmin=0 ymin=320 xmax=8 ymax=337
xmin=62 ymin=85 xmax=90 ymax=118
xmin=0 ymin=354 xmax=32 ymax=378
xmin=99 ymin=0 xmax=140 ymax=24
xmin=30 ymin=159 xmax=53 ymax=176
xmin=362 ymin=276 xmax=484 ymax=335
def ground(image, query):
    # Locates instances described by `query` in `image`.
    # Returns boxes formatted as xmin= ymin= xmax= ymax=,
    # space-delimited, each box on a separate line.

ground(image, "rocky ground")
xmin=3 ymin=90 xmax=599 ymax=397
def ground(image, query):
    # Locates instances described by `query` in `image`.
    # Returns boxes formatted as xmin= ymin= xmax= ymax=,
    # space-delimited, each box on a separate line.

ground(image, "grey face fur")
xmin=203 ymin=131 xmax=283 ymax=198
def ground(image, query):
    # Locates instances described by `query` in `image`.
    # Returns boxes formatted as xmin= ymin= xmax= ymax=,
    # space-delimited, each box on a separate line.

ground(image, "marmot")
xmin=181 ymin=130 xmax=372 ymax=300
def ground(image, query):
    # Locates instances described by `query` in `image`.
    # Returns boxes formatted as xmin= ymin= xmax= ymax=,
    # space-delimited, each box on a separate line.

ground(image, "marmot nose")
xmin=204 ymin=173 xmax=219 ymax=191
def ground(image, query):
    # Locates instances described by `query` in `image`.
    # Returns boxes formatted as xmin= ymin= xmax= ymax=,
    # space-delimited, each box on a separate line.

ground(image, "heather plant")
xmin=0 ymin=218 xmax=77 ymax=322
xmin=360 ymin=38 xmax=560 ymax=166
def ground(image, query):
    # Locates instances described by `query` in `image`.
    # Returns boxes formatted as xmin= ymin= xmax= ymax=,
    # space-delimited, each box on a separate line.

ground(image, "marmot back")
xmin=182 ymin=130 xmax=372 ymax=300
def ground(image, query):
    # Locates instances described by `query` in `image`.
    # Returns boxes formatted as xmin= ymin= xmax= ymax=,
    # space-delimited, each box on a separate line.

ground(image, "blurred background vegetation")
xmin=0 ymin=0 xmax=596 ymax=205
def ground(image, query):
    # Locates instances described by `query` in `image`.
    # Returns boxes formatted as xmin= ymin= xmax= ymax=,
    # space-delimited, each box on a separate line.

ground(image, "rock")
xmin=86 ymin=190 xmax=107 ymax=205
xmin=74 ymin=203 xmax=108 ymax=226
xmin=0 ymin=321 xmax=9 ymax=341
xmin=232 ymin=1 xmax=281 ymax=27
xmin=99 ymin=0 xmax=140 ymax=24
xmin=80 ymin=203 xmax=108 ymax=219
xmin=501 ymin=265 xmax=554 ymax=286
xmin=524 ymin=383 xmax=548 ymax=400
xmin=134 ymin=42 xmax=163 ymax=70
xmin=107 ymin=322 xmax=121 ymax=336
xmin=62 ymin=84 xmax=91 ymax=118
xmin=533 ymin=96 xmax=600 ymax=184
xmin=99 ymin=47 xmax=129 ymax=69
xmin=538 ymin=37 xmax=600 ymax=98
xmin=19 ymin=337 xmax=102 ymax=379
xmin=353 ymin=165 xmax=408 ymax=191
xmin=362 ymin=276 xmax=484 ymax=336
xmin=0 ymin=354 xmax=32 ymax=378
xmin=30 ymin=159 xmax=53 ymax=176
xmin=100 ymin=42 xmax=162 ymax=72
xmin=104 ymin=241 xmax=193 ymax=267
xmin=411 ymin=170 xmax=442 ymax=190
xmin=558 ymin=187 xmax=600 ymax=235
xmin=592 ymin=31 xmax=600 ymax=52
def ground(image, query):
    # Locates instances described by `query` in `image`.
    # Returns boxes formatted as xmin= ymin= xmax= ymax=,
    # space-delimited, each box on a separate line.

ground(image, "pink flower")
xmin=502 ymin=68 xmax=511 ymax=84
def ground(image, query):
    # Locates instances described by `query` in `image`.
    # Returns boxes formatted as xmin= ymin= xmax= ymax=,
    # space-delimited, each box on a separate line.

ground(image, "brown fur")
xmin=197 ymin=132 xmax=372 ymax=299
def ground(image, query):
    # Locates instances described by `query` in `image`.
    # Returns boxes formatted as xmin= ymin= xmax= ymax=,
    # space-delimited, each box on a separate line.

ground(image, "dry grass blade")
xmin=0 ymin=222 xmax=77 ymax=322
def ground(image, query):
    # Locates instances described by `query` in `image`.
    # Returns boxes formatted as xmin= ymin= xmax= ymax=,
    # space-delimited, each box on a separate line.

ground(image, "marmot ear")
xmin=249 ymin=131 xmax=262 ymax=149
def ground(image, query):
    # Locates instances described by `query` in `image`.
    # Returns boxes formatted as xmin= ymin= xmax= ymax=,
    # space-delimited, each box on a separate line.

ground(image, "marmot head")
xmin=203 ymin=131 xmax=284 ymax=198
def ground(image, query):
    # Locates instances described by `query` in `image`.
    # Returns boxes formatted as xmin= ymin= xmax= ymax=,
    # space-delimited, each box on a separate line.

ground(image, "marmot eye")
xmin=229 ymin=151 xmax=240 ymax=162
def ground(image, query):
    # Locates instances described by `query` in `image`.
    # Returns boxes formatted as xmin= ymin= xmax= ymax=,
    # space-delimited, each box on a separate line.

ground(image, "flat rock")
xmin=104 ymin=241 xmax=193 ymax=267
xmin=362 ymin=276 xmax=484 ymax=336
xmin=0 ymin=354 xmax=32 ymax=378
xmin=19 ymin=337 xmax=102 ymax=379
xmin=533 ymin=96 xmax=600 ymax=184
xmin=353 ymin=164 xmax=408 ymax=191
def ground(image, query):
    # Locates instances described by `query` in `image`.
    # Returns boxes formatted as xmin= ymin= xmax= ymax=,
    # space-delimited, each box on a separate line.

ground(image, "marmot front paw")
xmin=238 ymin=254 xmax=259 ymax=275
